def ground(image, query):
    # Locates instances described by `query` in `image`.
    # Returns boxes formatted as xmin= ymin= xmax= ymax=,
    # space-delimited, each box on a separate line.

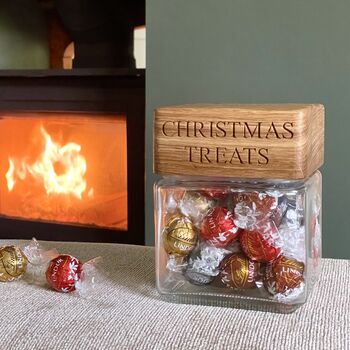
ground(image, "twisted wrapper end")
xmin=74 ymin=256 xmax=103 ymax=298
xmin=22 ymin=237 xmax=59 ymax=284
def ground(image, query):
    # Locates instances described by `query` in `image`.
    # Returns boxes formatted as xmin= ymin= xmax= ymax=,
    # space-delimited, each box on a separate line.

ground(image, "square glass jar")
xmin=154 ymin=173 xmax=321 ymax=313
xmin=153 ymin=104 xmax=324 ymax=313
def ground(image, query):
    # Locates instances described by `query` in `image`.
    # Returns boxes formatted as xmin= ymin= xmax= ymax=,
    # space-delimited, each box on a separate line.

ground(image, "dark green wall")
xmin=146 ymin=0 xmax=347 ymax=258
xmin=0 ymin=0 xmax=49 ymax=69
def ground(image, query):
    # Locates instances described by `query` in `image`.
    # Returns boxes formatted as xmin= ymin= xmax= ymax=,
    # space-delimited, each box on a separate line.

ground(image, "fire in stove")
xmin=0 ymin=113 xmax=127 ymax=230
xmin=6 ymin=125 xmax=93 ymax=200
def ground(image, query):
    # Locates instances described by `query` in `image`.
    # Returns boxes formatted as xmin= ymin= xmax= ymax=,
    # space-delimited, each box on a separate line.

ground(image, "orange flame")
xmin=6 ymin=126 xmax=92 ymax=199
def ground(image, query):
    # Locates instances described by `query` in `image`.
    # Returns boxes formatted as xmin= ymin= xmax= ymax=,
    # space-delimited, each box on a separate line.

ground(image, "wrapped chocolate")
xmin=220 ymin=253 xmax=260 ymax=289
xmin=185 ymin=243 xmax=233 ymax=279
xmin=0 ymin=238 xmax=57 ymax=283
xmin=46 ymin=255 xmax=101 ymax=296
xmin=162 ymin=215 xmax=198 ymax=256
xmin=240 ymin=220 xmax=283 ymax=262
xmin=264 ymin=256 xmax=305 ymax=302
xmin=201 ymin=207 xmax=240 ymax=247
xmin=46 ymin=255 xmax=82 ymax=293
xmin=184 ymin=242 xmax=237 ymax=285
xmin=0 ymin=245 xmax=28 ymax=282
xmin=233 ymin=191 xmax=278 ymax=230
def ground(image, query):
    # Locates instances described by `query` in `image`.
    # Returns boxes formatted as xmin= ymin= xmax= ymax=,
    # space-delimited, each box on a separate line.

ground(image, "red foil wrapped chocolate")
xmin=232 ymin=191 xmax=278 ymax=226
xmin=264 ymin=256 xmax=304 ymax=295
xmin=240 ymin=225 xmax=282 ymax=262
xmin=46 ymin=255 xmax=82 ymax=293
xmin=201 ymin=207 xmax=240 ymax=247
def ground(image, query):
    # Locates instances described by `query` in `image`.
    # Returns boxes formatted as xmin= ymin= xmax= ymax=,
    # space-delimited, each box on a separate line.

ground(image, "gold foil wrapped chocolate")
xmin=0 ymin=246 xmax=28 ymax=282
xmin=163 ymin=215 xmax=198 ymax=256
xmin=220 ymin=253 xmax=260 ymax=289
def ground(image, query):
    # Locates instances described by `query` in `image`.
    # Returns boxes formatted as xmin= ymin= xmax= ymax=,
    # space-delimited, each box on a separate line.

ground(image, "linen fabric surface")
xmin=0 ymin=240 xmax=348 ymax=350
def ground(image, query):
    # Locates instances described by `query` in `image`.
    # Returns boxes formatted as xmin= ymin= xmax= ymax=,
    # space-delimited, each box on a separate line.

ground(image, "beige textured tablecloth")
xmin=0 ymin=240 xmax=349 ymax=350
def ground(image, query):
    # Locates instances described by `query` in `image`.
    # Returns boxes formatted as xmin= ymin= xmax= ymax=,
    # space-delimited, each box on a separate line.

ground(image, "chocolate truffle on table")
xmin=46 ymin=255 xmax=82 ymax=293
xmin=220 ymin=253 xmax=260 ymax=289
xmin=240 ymin=222 xmax=283 ymax=262
xmin=0 ymin=246 xmax=28 ymax=282
xmin=264 ymin=256 xmax=305 ymax=299
xmin=201 ymin=207 xmax=240 ymax=248
xmin=163 ymin=215 xmax=198 ymax=256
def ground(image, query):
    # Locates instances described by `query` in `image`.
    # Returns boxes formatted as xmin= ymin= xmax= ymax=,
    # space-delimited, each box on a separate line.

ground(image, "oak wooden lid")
xmin=154 ymin=104 xmax=324 ymax=179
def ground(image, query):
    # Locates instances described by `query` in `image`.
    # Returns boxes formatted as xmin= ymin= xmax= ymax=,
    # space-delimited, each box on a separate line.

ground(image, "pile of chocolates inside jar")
xmin=162 ymin=187 xmax=320 ymax=303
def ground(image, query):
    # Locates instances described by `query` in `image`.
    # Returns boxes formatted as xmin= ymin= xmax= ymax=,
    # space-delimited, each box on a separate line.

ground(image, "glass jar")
xmin=154 ymin=173 xmax=321 ymax=313
xmin=154 ymin=104 xmax=324 ymax=313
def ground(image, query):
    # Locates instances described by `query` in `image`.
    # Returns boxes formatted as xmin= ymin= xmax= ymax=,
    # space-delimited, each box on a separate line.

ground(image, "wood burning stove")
xmin=0 ymin=69 xmax=145 ymax=245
